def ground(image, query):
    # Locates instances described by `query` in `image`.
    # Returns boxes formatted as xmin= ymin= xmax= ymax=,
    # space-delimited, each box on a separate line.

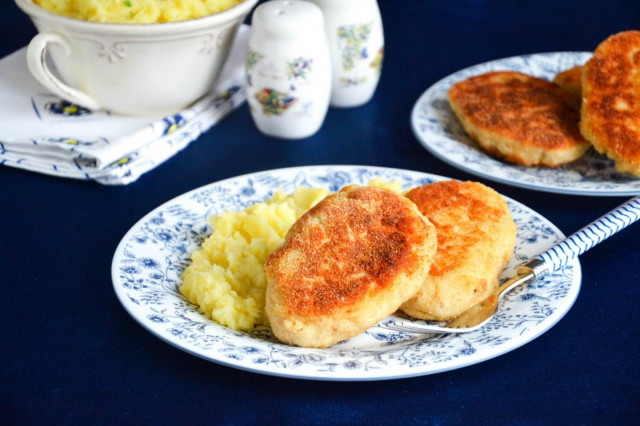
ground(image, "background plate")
xmin=112 ymin=166 xmax=581 ymax=380
xmin=411 ymin=52 xmax=640 ymax=196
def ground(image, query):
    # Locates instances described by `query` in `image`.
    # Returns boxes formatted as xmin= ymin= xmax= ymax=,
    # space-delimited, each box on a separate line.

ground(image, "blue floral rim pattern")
xmin=411 ymin=52 xmax=640 ymax=196
xmin=111 ymin=166 xmax=581 ymax=380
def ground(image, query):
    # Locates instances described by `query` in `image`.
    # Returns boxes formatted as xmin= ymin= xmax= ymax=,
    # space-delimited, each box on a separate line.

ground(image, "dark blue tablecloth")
xmin=2 ymin=1 xmax=639 ymax=424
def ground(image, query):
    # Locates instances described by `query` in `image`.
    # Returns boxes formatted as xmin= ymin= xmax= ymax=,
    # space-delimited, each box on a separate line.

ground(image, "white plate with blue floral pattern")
xmin=112 ymin=165 xmax=581 ymax=380
xmin=411 ymin=52 xmax=640 ymax=196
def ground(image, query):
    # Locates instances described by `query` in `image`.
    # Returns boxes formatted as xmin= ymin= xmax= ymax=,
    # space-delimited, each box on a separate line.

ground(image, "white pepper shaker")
xmin=309 ymin=0 xmax=384 ymax=108
xmin=246 ymin=1 xmax=331 ymax=139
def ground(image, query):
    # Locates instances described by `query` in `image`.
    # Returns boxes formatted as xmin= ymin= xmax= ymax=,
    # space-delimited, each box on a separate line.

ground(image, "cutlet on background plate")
xmin=580 ymin=30 xmax=640 ymax=177
xmin=448 ymin=70 xmax=591 ymax=167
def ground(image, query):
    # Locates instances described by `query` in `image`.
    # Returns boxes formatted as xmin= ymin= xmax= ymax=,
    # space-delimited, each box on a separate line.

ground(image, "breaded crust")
xmin=580 ymin=30 xmax=640 ymax=176
xmin=400 ymin=180 xmax=517 ymax=321
xmin=553 ymin=65 xmax=583 ymax=104
xmin=265 ymin=186 xmax=437 ymax=348
xmin=448 ymin=70 xmax=591 ymax=167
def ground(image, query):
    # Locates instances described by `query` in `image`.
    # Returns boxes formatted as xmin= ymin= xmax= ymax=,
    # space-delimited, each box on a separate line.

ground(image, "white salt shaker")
xmin=246 ymin=1 xmax=331 ymax=139
xmin=309 ymin=0 xmax=384 ymax=108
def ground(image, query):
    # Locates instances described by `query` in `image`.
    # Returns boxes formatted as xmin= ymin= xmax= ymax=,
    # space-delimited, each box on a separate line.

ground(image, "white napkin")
xmin=0 ymin=25 xmax=249 ymax=185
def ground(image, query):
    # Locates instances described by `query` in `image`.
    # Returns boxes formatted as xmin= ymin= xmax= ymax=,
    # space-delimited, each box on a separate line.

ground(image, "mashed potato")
xmin=180 ymin=180 xmax=402 ymax=332
xmin=180 ymin=186 xmax=329 ymax=331
xmin=34 ymin=0 xmax=243 ymax=23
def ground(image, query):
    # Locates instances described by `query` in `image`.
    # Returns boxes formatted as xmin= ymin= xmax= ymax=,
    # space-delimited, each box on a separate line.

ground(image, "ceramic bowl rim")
xmin=14 ymin=0 xmax=258 ymax=35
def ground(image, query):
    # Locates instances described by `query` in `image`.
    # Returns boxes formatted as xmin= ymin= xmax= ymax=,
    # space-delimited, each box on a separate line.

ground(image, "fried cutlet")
xmin=448 ymin=70 xmax=591 ymax=167
xmin=400 ymin=180 xmax=517 ymax=321
xmin=265 ymin=186 xmax=437 ymax=348
xmin=553 ymin=65 xmax=583 ymax=104
xmin=580 ymin=30 xmax=640 ymax=176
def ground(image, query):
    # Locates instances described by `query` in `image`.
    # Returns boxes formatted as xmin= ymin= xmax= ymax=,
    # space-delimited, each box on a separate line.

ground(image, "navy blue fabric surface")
xmin=2 ymin=1 xmax=639 ymax=424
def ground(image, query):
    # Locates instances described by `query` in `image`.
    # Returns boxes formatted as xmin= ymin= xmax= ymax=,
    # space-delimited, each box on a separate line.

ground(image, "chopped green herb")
xmin=124 ymin=1 xmax=132 ymax=7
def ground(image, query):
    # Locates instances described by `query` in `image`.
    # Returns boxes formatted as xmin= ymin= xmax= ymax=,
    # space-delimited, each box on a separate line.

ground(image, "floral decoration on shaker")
xmin=286 ymin=57 xmax=313 ymax=80
xmin=370 ymin=47 xmax=383 ymax=75
xmin=337 ymin=22 xmax=372 ymax=71
xmin=245 ymin=49 xmax=264 ymax=88
xmin=255 ymin=88 xmax=298 ymax=116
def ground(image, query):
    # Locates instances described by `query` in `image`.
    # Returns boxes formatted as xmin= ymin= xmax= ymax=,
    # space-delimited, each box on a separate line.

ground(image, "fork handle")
xmin=525 ymin=196 xmax=640 ymax=278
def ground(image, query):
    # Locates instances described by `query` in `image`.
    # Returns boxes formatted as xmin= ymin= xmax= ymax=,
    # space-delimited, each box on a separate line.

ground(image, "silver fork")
xmin=384 ymin=195 xmax=640 ymax=335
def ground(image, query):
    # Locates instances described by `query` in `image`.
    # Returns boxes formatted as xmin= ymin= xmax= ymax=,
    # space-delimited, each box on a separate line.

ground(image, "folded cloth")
xmin=0 ymin=25 xmax=249 ymax=185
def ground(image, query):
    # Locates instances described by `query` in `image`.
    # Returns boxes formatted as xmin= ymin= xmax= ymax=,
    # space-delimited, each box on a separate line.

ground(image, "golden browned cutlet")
xmin=400 ymin=180 xmax=517 ymax=322
xmin=448 ymin=70 xmax=590 ymax=167
xmin=553 ymin=65 xmax=583 ymax=104
xmin=265 ymin=185 xmax=437 ymax=348
xmin=580 ymin=30 xmax=640 ymax=176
